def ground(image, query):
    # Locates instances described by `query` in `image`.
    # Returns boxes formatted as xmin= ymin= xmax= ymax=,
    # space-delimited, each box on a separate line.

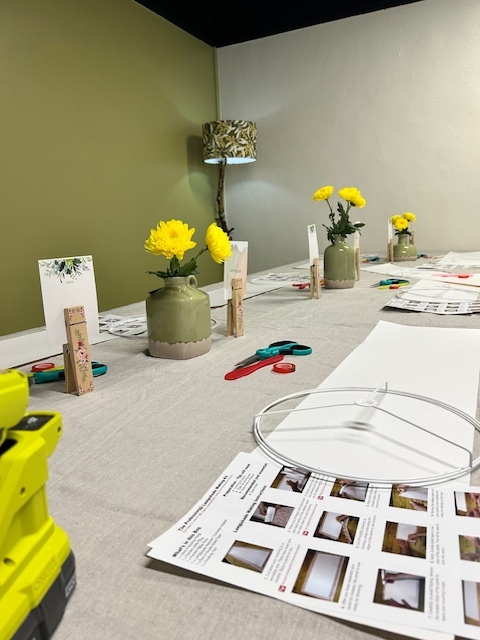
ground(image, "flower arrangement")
xmin=312 ymin=186 xmax=366 ymax=244
xmin=144 ymin=219 xmax=232 ymax=279
xmin=390 ymin=212 xmax=416 ymax=236
xmin=39 ymin=256 xmax=92 ymax=282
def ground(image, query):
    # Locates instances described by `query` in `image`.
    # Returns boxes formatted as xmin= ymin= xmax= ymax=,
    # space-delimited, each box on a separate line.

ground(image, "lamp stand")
xmin=217 ymin=160 xmax=234 ymax=238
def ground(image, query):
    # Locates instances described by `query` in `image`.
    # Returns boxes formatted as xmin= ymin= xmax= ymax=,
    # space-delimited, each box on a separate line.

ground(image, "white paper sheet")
xmin=362 ymin=262 xmax=452 ymax=280
xmin=261 ymin=321 xmax=480 ymax=483
xmin=437 ymin=252 xmax=480 ymax=269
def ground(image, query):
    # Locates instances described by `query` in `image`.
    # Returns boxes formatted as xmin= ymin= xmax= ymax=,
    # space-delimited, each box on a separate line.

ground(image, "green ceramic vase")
xmin=146 ymin=275 xmax=211 ymax=359
xmin=323 ymin=235 xmax=356 ymax=289
xmin=393 ymin=234 xmax=417 ymax=262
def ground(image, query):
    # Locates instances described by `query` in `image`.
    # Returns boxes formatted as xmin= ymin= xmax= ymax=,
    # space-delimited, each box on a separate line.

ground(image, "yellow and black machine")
xmin=0 ymin=369 xmax=75 ymax=640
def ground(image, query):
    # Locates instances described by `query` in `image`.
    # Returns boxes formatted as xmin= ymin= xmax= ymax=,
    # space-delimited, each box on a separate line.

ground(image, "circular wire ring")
xmin=253 ymin=386 xmax=480 ymax=487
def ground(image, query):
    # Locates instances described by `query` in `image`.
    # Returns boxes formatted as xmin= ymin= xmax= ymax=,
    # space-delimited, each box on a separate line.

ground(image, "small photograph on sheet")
xmin=223 ymin=540 xmax=273 ymax=573
xmin=458 ymin=535 xmax=480 ymax=563
xmin=454 ymin=491 xmax=480 ymax=518
xmin=313 ymin=511 xmax=359 ymax=544
xmin=381 ymin=521 xmax=427 ymax=559
xmin=390 ymin=484 xmax=429 ymax=512
xmin=250 ymin=502 xmax=294 ymax=529
xmin=292 ymin=549 xmax=349 ymax=602
xmin=373 ymin=568 xmax=426 ymax=611
xmin=270 ymin=466 xmax=310 ymax=493
xmin=462 ymin=580 xmax=480 ymax=627
xmin=330 ymin=479 xmax=369 ymax=502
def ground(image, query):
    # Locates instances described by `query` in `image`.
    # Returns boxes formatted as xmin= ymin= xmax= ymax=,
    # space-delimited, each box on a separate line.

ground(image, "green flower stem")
xmin=146 ymin=246 xmax=210 ymax=279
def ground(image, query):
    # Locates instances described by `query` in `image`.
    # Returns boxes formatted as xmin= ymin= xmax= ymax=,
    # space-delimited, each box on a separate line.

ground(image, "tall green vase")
xmin=393 ymin=234 xmax=417 ymax=261
xmin=323 ymin=235 xmax=356 ymax=289
xmin=146 ymin=275 xmax=211 ymax=359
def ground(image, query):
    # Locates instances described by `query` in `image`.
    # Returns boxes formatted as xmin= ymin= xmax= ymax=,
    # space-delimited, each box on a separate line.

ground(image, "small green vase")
xmin=323 ymin=235 xmax=356 ymax=289
xmin=393 ymin=234 xmax=417 ymax=262
xmin=146 ymin=275 xmax=211 ymax=359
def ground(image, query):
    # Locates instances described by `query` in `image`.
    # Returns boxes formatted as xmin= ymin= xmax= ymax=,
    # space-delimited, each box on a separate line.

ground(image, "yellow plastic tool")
xmin=0 ymin=370 xmax=75 ymax=640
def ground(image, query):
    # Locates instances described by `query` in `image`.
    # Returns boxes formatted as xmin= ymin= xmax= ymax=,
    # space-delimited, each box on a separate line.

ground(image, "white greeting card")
xmin=223 ymin=241 xmax=248 ymax=300
xmin=38 ymin=255 xmax=100 ymax=346
xmin=307 ymin=224 xmax=319 ymax=264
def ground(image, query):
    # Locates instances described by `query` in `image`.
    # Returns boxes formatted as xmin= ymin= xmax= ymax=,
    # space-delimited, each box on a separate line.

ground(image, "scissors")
xmin=371 ymin=279 xmax=409 ymax=289
xmin=29 ymin=362 xmax=108 ymax=384
xmin=234 ymin=340 xmax=312 ymax=369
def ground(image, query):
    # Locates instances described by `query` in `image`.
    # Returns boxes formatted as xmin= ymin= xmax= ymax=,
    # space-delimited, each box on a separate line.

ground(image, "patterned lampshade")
xmin=202 ymin=120 xmax=257 ymax=165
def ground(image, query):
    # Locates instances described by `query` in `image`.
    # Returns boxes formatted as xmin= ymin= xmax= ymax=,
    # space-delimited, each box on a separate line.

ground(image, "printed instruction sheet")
xmin=148 ymin=451 xmax=480 ymax=639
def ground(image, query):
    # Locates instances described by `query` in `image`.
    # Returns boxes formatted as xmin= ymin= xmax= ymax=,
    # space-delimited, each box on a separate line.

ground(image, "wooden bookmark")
xmin=63 ymin=306 xmax=94 ymax=395
xmin=227 ymin=277 xmax=244 ymax=337
xmin=310 ymin=257 xmax=322 ymax=299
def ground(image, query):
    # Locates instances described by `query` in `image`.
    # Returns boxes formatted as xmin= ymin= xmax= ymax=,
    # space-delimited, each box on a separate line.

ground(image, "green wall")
xmin=0 ymin=0 xmax=219 ymax=336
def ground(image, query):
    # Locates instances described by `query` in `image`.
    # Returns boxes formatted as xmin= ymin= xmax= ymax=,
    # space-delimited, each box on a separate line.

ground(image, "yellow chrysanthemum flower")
xmin=145 ymin=219 xmax=232 ymax=279
xmin=338 ymin=187 xmax=366 ymax=208
xmin=392 ymin=216 xmax=409 ymax=232
xmin=312 ymin=184 xmax=366 ymax=244
xmin=144 ymin=219 xmax=196 ymax=261
xmin=205 ymin=223 xmax=232 ymax=264
xmin=312 ymin=185 xmax=335 ymax=201
xmin=390 ymin=212 xmax=416 ymax=235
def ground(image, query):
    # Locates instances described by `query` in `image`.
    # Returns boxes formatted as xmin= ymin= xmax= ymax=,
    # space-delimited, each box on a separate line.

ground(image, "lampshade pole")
xmin=216 ymin=159 xmax=233 ymax=238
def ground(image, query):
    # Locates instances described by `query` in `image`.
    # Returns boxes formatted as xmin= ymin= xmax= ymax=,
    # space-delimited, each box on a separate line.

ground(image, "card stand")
xmin=354 ymin=232 xmax=361 ymax=280
xmin=387 ymin=240 xmax=394 ymax=263
xmin=63 ymin=306 xmax=94 ymax=395
xmin=253 ymin=381 xmax=480 ymax=487
xmin=309 ymin=258 xmax=322 ymax=299
xmin=227 ymin=277 xmax=244 ymax=337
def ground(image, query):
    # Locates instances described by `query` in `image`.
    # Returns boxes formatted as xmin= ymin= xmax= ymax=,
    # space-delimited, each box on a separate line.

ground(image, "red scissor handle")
xmin=225 ymin=355 xmax=284 ymax=380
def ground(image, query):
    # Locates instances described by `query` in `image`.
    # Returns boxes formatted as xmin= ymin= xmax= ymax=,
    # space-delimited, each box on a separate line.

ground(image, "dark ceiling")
xmin=134 ymin=0 xmax=424 ymax=48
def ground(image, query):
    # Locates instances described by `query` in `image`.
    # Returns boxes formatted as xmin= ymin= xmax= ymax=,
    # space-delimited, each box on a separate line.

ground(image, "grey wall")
xmin=217 ymin=0 xmax=480 ymax=272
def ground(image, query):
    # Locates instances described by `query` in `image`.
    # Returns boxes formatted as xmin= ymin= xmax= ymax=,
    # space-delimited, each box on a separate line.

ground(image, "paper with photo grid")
xmin=38 ymin=255 xmax=100 ymax=346
xmin=148 ymin=451 xmax=480 ymax=640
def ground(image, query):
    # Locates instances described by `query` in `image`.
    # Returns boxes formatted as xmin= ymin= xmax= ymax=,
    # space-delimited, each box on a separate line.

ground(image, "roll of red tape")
xmin=31 ymin=362 xmax=55 ymax=372
xmin=273 ymin=362 xmax=296 ymax=374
